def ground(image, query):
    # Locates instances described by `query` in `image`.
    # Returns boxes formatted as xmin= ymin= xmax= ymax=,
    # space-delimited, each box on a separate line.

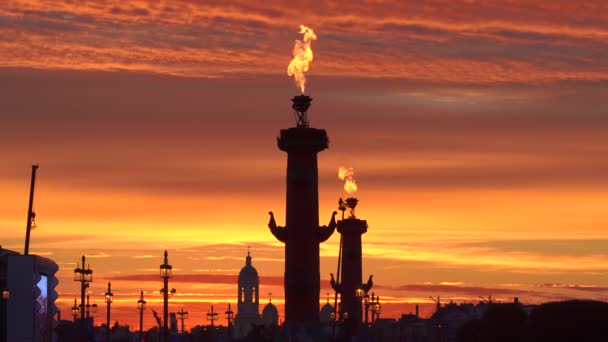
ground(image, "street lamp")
xmin=363 ymin=293 xmax=370 ymax=325
xmin=225 ymin=303 xmax=234 ymax=329
xmin=374 ymin=297 xmax=381 ymax=321
xmin=137 ymin=291 xmax=146 ymax=340
xmin=370 ymin=295 xmax=381 ymax=323
xmin=369 ymin=293 xmax=381 ymax=324
xmin=104 ymin=282 xmax=113 ymax=342
xmin=160 ymin=250 xmax=172 ymax=342
xmin=72 ymin=298 xmax=80 ymax=322
xmin=74 ymin=255 xmax=92 ymax=341
xmin=176 ymin=307 xmax=188 ymax=333
xmin=85 ymin=294 xmax=98 ymax=319
xmin=356 ymin=287 xmax=366 ymax=326
xmin=206 ymin=305 xmax=218 ymax=327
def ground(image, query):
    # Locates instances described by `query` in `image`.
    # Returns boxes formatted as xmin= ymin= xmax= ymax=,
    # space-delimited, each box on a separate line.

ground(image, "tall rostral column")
xmin=268 ymin=95 xmax=337 ymax=323
xmin=331 ymin=198 xmax=373 ymax=329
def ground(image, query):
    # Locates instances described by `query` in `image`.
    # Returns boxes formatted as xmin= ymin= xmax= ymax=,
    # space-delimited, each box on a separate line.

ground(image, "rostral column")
xmin=269 ymin=95 xmax=337 ymax=323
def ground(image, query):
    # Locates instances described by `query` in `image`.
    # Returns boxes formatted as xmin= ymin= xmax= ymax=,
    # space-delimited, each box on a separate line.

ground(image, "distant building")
xmin=0 ymin=247 xmax=59 ymax=342
xmin=261 ymin=296 xmax=279 ymax=327
xmin=234 ymin=251 xmax=261 ymax=338
xmin=319 ymin=295 xmax=335 ymax=324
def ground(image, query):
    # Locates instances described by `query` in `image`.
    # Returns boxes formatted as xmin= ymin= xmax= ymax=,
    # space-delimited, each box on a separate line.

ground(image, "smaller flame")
xmin=338 ymin=166 xmax=358 ymax=194
xmin=287 ymin=25 xmax=317 ymax=94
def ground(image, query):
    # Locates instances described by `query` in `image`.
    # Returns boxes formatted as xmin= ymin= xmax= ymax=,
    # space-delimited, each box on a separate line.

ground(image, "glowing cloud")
xmin=287 ymin=25 xmax=317 ymax=94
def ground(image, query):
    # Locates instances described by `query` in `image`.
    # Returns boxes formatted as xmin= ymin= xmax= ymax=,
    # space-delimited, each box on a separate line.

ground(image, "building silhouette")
xmin=319 ymin=297 xmax=335 ymax=324
xmin=261 ymin=295 xmax=279 ymax=327
xmin=0 ymin=247 xmax=58 ymax=342
xmin=234 ymin=251 xmax=260 ymax=338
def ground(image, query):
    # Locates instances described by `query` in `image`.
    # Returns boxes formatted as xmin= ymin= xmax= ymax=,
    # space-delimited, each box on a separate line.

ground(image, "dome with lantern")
xmin=320 ymin=301 xmax=335 ymax=323
xmin=262 ymin=297 xmax=279 ymax=326
xmin=238 ymin=252 xmax=259 ymax=281
xmin=235 ymin=250 xmax=261 ymax=338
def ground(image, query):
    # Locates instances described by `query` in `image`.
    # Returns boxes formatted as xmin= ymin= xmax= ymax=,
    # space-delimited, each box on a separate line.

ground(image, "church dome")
xmin=262 ymin=301 xmax=279 ymax=325
xmin=238 ymin=253 xmax=258 ymax=282
xmin=320 ymin=302 xmax=335 ymax=323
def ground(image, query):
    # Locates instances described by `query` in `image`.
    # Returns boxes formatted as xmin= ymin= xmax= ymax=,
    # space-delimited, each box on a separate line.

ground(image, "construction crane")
xmin=429 ymin=296 xmax=442 ymax=342
xmin=24 ymin=164 xmax=39 ymax=255
xmin=479 ymin=295 xmax=493 ymax=304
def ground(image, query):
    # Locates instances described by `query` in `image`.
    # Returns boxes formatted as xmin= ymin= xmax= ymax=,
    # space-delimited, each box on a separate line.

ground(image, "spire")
xmin=246 ymin=247 xmax=252 ymax=266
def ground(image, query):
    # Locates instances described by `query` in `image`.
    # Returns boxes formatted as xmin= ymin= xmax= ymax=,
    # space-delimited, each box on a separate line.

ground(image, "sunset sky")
xmin=1 ymin=0 xmax=607 ymax=331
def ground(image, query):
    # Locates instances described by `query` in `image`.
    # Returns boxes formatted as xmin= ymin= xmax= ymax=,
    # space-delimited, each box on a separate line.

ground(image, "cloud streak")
xmin=1 ymin=1 xmax=607 ymax=83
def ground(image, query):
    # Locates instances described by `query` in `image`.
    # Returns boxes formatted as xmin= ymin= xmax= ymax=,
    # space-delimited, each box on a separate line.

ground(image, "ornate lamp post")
xmin=369 ymin=293 xmax=381 ymax=323
xmin=224 ymin=303 xmax=234 ymax=330
xmin=74 ymin=255 xmax=93 ymax=341
xmin=206 ymin=305 xmax=218 ymax=327
xmin=85 ymin=295 xmax=98 ymax=319
xmin=374 ymin=297 xmax=381 ymax=321
xmin=356 ymin=287 xmax=366 ymax=326
xmin=356 ymin=288 xmax=370 ymax=326
xmin=363 ymin=292 xmax=370 ymax=325
xmin=176 ymin=307 xmax=188 ymax=333
xmin=159 ymin=250 xmax=172 ymax=342
xmin=137 ymin=291 xmax=146 ymax=340
xmin=104 ymin=282 xmax=113 ymax=342
xmin=71 ymin=298 xmax=80 ymax=322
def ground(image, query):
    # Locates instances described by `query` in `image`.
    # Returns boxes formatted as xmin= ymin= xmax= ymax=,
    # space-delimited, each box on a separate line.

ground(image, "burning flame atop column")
xmin=338 ymin=166 xmax=358 ymax=194
xmin=287 ymin=25 xmax=317 ymax=94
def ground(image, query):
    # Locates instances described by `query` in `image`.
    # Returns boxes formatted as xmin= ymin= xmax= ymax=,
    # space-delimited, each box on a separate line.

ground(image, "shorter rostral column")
xmin=331 ymin=197 xmax=373 ymax=328
xmin=268 ymin=95 xmax=337 ymax=323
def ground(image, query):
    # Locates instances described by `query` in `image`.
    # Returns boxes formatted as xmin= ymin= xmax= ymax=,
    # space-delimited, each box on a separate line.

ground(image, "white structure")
xmin=234 ymin=251 xmax=261 ymax=338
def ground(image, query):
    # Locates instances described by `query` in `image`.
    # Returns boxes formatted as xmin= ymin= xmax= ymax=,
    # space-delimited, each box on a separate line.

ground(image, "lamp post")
xmin=356 ymin=287 xmax=365 ymax=326
xmin=85 ymin=294 xmax=98 ymax=319
xmin=74 ymin=255 xmax=93 ymax=341
xmin=104 ymin=282 xmax=113 ymax=342
xmin=137 ymin=291 xmax=146 ymax=340
xmin=368 ymin=293 xmax=381 ymax=324
xmin=176 ymin=307 xmax=188 ymax=333
xmin=374 ymin=296 xmax=381 ymax=321
xmin=206 ymin=305 xmax=218 ymax=327
xmin=224 ymin=303 xmax=234 ymax=331
xmin=363 ymin=293 xmax=370 ymax=326
xmin=369 ymin=294 xmax=380 ymax=323
xmin=159 ymin=250 xmax=172 ymax=342
xmin=72 ymin=298 xmax=80 ymax=322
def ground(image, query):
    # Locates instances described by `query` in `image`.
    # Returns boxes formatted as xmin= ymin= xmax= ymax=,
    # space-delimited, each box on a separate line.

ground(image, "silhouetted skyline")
xmin=1 ymin=0 xmax=607 ymax=333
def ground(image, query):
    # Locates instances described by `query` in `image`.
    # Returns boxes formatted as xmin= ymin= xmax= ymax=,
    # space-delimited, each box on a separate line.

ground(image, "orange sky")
xmin=1 ymin=0 xmax=607 ymax=331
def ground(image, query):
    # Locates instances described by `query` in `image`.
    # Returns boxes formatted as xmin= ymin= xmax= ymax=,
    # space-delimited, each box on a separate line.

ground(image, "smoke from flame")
xmin=287 ymin=25 xmax=317 ymax=94
xmin=338 ymin=166 xmax=358 ymax=194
